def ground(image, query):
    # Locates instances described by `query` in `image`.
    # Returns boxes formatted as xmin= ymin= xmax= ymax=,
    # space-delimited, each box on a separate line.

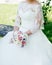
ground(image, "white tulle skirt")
xmin=0 ymin=30 xmax=52 ymax=65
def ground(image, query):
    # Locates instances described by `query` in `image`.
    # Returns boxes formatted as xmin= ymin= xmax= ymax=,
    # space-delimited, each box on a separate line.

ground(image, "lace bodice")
xmin=14 ymin=1 xmax=44 ymax=33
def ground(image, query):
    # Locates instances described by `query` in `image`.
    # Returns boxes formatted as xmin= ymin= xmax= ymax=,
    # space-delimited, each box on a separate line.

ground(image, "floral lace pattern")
xmin=19 ymin=2 xmax=38 ymax=13
xmin=14 ymin=1 xmax=44 ymax=34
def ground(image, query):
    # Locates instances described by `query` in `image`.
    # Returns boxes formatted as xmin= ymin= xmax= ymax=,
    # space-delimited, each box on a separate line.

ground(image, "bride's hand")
xmin=26 ymin=30 xmax=32 ymax=36
xmin=14 ymin=26 xmax=19 ymax=32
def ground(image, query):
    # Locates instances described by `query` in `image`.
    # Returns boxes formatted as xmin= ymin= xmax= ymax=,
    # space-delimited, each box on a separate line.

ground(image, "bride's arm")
xmin=14 ymin=15 xmax=21 ymax=31
xmin=14 ymin=4 xmax=21 ymax=32
xmin=26 ymin=4 xmax=44 ymax=35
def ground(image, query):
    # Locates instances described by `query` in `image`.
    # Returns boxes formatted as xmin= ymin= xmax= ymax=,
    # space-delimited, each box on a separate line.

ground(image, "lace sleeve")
xmin=37 ymin=4 xmax=44 ymax=29
xmin=14 ymin=4 xmax=21 ymax=28
xmin=30 ymin=4 xmax=44 ymax=34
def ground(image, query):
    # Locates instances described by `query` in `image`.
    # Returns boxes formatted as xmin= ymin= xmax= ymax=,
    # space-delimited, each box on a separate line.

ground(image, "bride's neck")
xmin=26 ymin=0 xmax=37 ymax=4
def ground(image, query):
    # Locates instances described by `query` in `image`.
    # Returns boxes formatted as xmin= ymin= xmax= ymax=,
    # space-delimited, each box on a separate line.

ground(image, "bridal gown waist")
xmin=19 ymin=20 xmax=35 ymax=32
xmin=21 ymin=20 xmax=35 ymax=29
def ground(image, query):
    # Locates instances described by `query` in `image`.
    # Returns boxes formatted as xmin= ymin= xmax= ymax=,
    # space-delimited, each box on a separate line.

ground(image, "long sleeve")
xmin=37 ymin=4 xmax=44 ymax=29
xmin=14 ymin=4 xmax=21 ymax=28
xmin=30 ymin=4 xmax=44 ymax=34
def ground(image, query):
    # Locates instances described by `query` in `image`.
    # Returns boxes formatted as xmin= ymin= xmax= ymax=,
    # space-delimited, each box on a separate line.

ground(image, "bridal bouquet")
xmin=12 ymin=31 xmax=28 ymax=47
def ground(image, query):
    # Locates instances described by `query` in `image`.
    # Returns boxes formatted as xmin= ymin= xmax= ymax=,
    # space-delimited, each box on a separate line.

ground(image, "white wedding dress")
xmin=0 ymin=2 xmax=52 ymax=65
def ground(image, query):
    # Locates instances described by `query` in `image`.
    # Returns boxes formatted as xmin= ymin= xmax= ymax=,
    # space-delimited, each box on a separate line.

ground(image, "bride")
xmin=0 ymin=0 xmax=52 ymax=65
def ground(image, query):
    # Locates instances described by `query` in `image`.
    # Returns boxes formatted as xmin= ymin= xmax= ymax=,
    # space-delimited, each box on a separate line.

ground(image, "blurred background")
xmin=0 ymin=0 xmax=52 ymax=43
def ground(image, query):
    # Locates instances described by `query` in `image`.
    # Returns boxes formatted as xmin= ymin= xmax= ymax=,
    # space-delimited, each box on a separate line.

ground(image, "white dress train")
xmin=0 ymin=2 xmax=52 ymax=65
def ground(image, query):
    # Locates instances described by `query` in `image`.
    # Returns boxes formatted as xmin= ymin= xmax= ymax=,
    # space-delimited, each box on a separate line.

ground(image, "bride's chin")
xmin=26 ymin=0 xmax=36 ymax=2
